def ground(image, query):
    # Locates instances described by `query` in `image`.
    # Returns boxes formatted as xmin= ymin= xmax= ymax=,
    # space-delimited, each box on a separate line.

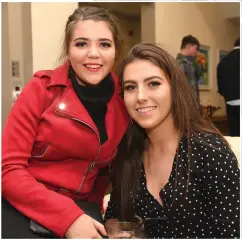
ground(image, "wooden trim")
xmin=212 ymin=115 xmax=227 ymax=122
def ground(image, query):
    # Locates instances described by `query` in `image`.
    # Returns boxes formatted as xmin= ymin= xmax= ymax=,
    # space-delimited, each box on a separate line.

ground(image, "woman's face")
xmin=69 ymin=20 xmax=116 ymax=85
xmin=123 ymin=59 xmax=172 ymax=131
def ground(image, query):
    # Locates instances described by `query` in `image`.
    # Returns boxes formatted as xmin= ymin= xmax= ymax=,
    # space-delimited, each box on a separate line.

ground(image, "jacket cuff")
xmin=54 ymin=207 xmax=84 ymax=237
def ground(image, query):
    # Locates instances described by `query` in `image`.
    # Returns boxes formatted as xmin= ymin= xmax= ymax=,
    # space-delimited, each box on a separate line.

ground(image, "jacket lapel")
xmin=54 ymin=82 xmax=98 ymax=133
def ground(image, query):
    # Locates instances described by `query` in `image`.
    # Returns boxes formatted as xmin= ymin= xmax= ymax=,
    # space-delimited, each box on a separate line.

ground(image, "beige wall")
xmin=22 ymin=3 xmax=33 ymax=85
xmin=141 ymin=3 xmax=155 ymax=42
xmin=114 ymin=13 xmax=141 ymax=71
xmin=2 ymin=3 xmax=11 ymax=129
xmin=31 ymin=2 xmax=78 ymax=72
xmin=155 ymin=2 xmax=240 ymax=116
xmin=217 ymin=2 xmax=240 ymax=19
xmin=2 ymin=3 xmax=32 ymax=128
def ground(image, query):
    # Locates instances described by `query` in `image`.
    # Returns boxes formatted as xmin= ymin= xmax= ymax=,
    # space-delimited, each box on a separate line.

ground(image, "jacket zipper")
xmin=77 ymin=144 xmax=118 ymax=193
xmin=55 ymin=110 xmax=101 ymax=194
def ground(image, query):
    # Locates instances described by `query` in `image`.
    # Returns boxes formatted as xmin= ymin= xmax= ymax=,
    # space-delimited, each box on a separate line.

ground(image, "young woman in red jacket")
xmin=2 ymin=7 xmax=129 ymax=238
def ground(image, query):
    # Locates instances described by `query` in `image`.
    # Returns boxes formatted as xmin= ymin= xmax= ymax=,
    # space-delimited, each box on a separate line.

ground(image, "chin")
xmin=135 ymin=119 xmax=157 ymax=130
xmin=82 ymin=76 xmax=105 ymax=85
xmin=89 ymin=78 xmax=104 ymax=85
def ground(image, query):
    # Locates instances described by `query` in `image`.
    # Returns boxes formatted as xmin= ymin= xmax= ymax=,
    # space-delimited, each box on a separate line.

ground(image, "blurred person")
xmin=176 ymin=35 xmax=200 ymax=102
xmin=217 ymin=38 xmax=240 ymax=136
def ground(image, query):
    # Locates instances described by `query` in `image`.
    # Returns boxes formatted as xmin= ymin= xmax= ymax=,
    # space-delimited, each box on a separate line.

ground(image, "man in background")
xmin=217 ymin=38 xmax=240 ymax=136
xmin=176 ymin=35 xmax=200 ymax=102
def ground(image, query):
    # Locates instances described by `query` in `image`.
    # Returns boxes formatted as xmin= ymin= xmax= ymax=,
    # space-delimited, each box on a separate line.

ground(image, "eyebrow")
xmin=124 ymin=76 xmax=164 ymax=85
xmin=73 ymin=37 xmax=113 ymax=43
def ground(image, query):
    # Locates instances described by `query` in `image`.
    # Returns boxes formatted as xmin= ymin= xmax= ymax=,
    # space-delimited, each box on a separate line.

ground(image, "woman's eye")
xmin=149 ymin=81 xmax=161 ymax=87
xmin=100 ymin=42 xmax=111 ymax=48
xmin=75 ymin=42 xmax=87 ymax=47
xmin=124 ymin=85 xmax=136 ymax=91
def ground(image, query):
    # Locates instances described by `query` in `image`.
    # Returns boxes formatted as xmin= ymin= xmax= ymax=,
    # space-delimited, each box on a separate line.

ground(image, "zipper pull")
xmin=89 ymin=162 xmax=95 ymax=172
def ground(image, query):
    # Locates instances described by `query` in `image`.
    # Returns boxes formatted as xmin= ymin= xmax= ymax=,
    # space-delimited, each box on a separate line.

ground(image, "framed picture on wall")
xmin=196 ymin=45 xmax=211 ymax=90
xmin=218 ymin=49 xmax=229 ymax=63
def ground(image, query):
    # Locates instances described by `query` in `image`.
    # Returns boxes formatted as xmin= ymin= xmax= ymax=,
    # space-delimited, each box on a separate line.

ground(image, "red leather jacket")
xmin=2 ymin=62 xmax=129 ymax=237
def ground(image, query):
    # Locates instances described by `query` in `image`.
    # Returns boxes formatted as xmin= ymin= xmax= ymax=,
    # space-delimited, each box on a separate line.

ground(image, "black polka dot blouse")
xmin=105 ymin=133 xmax=240 ymax=238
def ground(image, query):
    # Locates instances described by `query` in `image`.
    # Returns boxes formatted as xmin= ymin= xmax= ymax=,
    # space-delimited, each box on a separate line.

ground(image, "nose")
xmin=87 ymin=45 xmax=100 ymax=58
xmin=136 ymin=86 xmax=148 ymax=103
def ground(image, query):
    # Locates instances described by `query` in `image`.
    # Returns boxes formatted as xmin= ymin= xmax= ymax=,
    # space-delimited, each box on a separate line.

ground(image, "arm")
xmin=177 ymin=59 xmax=190 ymax=80
xmin=217 ymin=63 xmax=225 ymax=97
xmin=202 ymin=140 xmax=240 ymax=238
xmin=2 ymin=78 xmax=84 ymax=237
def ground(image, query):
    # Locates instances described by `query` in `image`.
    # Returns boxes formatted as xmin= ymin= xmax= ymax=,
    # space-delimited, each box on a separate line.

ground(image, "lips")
xmin=84 ymin=64 xmax=103 ymax=72
xmin=136 ymin=106 xmax=157 ymax=113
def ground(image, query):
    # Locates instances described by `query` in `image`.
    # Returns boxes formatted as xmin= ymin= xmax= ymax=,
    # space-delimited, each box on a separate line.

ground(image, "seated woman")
xmin=105 ymin=43 xmax=240 ymax=238
xmin=2 ymin=7 xmax=129 ymax=239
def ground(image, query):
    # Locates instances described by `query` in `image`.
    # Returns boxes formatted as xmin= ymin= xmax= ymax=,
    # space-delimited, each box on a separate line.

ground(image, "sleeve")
xmin=177 ymin=59 xmax=191 ymax=81
xmin=217 ymin=63 xmax=224 ymax=96
xmin=2 ymin=78 xmax=84 ymax=237
xmin=104 ymin=190 xmax=120 ymax=222
xmin=202 ymin=139 xmax=240 ymax=238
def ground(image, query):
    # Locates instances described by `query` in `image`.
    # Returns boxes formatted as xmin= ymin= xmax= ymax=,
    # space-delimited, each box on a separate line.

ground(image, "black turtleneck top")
xmin=69 ymin=67 xmax=114 ymax=145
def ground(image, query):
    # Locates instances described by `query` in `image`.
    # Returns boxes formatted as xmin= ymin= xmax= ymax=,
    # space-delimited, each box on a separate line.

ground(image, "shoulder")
xmin=32 ymin=62 xmax=70 ymax=88
xmin=20 ymin=72 xmax=51 ymax=96
xmin=190 ymin=132 xmax=238 ymax=169
xmin=191 ymin=132 xmax=233 ymax=157
xmin=23 ymin=64 xmax=66 ymax=97
xmin=192 ymin=132 xmax=228 ymax=152
xmin=32 ymin=70 xmax=53 ymax=88
xmin=177 ymin=57 xmax=189 ymax=65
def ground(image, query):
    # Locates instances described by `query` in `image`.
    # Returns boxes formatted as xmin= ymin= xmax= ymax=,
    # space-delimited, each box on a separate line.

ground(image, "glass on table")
xmin=105 ymin=221 xmax=145 ymax=239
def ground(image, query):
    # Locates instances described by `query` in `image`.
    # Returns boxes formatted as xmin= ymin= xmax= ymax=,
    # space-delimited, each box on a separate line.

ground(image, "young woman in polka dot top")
xmin=104 ymin=43 xmax=240 ymax=238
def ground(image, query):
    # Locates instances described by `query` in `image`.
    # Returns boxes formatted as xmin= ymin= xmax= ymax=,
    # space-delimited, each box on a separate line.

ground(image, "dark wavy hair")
xmin=110 ymin=43 xmax=224 ymax=221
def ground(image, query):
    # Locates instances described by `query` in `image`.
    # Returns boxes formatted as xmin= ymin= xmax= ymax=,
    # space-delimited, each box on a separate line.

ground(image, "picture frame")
xmin=197 ymin=45 xmax=211 ymax=90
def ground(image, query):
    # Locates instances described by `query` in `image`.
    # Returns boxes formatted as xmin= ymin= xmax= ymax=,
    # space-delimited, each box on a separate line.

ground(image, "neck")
xmin=146 ymin=113 xmax=181 ymax=155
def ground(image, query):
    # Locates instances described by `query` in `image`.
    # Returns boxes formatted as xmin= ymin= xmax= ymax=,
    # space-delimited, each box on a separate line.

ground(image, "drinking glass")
xmin=105 ymin=221 xmax=145 ymax=239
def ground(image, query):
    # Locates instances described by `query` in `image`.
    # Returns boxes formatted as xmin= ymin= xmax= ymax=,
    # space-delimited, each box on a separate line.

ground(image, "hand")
xmin=65 ymin=214 xmax=107 ymax=239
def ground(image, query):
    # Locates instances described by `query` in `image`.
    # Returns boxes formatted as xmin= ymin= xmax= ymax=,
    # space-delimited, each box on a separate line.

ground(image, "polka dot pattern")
xmin=105 ymin=133 xmax=240 ymax=238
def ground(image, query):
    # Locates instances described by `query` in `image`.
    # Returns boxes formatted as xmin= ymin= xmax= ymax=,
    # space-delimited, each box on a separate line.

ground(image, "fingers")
xmin=93 ymin=220 xmax=107 ymax=236
xmin=95 ymin=232 xmax=102 ymax=239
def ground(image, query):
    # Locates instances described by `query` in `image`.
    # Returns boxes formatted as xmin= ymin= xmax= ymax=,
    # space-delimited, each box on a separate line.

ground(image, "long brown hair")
xmin=110 ymin=43 xmax=225 ymax=221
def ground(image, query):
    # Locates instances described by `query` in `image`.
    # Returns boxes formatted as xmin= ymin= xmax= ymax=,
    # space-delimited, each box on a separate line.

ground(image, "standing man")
xmin=176 ymin=35 xmax=200 ymax=102
xmin=217 ymin=38 xmax=240 ymax=136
